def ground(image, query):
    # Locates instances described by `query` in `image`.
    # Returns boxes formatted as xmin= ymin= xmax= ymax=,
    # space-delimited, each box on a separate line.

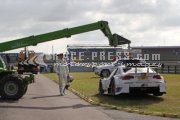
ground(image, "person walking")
xmin=54 ymin=53 xmax=69 ymax=96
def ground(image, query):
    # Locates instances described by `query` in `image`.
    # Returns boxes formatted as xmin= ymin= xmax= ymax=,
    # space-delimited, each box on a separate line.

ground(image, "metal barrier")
xmin=154 ymin=65 xmax=180 ymax=74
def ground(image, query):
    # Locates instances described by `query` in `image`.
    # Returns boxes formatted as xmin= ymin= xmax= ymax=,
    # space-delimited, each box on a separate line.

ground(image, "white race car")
xmin=99 ymin=66 xmax=166 ymax=96
xmin=94 ymin=59 xmax=146 ymax=78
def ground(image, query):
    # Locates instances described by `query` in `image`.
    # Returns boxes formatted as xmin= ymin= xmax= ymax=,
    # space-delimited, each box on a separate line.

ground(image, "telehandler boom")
xmin=0 ymin=20 xmax=131 ymax=100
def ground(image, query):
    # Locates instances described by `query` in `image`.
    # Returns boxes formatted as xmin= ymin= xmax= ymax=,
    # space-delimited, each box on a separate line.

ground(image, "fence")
xmin=155 ymin=65 xmax=180 ymax=74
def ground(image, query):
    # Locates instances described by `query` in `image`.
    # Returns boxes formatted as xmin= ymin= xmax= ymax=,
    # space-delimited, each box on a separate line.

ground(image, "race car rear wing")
xmin=126 ymin=63 xmax=162 ymax=68
xmin=125 ymin=63 xmax=163 ymax=73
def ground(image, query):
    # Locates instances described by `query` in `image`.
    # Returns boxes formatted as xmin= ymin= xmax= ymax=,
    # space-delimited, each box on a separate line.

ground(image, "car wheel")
xmin=109 ymin=78 xmax=116 ymax=96
xmin=153 ymin=92 xmax=164 ymax=96
xmin=100 ymin=70 xmax=110 ymax=78
xmin=99 ymin=80 xmax=104 ymax=95
xmin=0 ymin=93 xmax=2 ymax=99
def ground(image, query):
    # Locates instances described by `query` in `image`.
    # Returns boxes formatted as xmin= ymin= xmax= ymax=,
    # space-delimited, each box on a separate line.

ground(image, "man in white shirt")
xmin=54 ymin=53 xmax=69 ymax=96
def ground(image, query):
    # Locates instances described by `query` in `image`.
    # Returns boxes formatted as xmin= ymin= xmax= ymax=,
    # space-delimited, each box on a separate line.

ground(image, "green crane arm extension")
xmin=0 ymin=20 xmax=131 ymax=52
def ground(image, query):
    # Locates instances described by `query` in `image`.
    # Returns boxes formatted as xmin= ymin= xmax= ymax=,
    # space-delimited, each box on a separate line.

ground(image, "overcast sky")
xmin=0 ymin=0 xmax=179 ymax=54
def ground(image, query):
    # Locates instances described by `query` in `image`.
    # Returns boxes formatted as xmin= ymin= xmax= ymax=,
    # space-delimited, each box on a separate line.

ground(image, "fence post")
xmin=175 ymin=65 xmax=177 ymax=74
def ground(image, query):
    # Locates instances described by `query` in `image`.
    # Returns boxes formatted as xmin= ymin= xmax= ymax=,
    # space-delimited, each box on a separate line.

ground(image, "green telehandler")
xmin=0 ymin=20 xmax=131 ymax=100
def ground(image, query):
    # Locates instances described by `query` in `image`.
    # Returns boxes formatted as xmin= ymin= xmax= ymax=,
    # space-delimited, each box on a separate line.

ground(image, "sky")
xmin=0 ymin=0 xmax=179 ymax=54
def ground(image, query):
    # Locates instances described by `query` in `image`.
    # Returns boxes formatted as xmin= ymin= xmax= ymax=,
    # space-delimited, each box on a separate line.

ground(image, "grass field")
xmin=43 ymin=72 xmax=180 ymax=115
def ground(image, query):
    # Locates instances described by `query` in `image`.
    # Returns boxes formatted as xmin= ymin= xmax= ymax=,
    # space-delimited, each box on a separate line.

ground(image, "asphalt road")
xmin=0 ymin=74 xmax=178 ymax=120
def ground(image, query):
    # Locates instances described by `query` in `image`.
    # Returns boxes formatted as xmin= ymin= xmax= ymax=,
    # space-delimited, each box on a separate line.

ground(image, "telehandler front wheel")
xmin=0 ymin=75 xmax=25 ymax=100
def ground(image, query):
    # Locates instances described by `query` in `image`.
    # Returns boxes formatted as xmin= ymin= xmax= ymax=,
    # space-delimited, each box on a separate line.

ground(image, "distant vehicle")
xmin=94 ymin=59 xmax=146 ymax=78
xmin=98 ymin=66 xmax=166 ymax=96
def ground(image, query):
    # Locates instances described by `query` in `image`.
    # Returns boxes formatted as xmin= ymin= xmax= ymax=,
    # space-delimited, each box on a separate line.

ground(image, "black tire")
xmin=109 ymin=78 xmax=116 ymax=96
xmin=0 ymin=93 xmax=2 ymax=99
xmin=153 ymin=92 xmax=164 ymax=96
xmin=100 ymin=70 xmax=110 ymax=78
xmin=0 ymin=74 xmax=25 ymax=100
xmin=99 ymin=80 xmax=104 ymax=95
